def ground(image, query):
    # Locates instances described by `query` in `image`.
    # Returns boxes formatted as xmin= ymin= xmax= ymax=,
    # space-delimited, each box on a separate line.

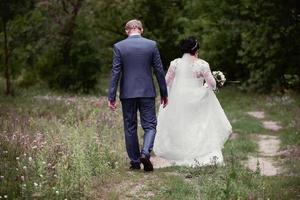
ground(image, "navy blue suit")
xmin=108 ymin=35 xmax=168 ymax=165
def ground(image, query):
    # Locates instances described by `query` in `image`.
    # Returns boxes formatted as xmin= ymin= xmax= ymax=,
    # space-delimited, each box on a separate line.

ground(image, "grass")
xmin=0 ymin=85 xmax=299 ymax=199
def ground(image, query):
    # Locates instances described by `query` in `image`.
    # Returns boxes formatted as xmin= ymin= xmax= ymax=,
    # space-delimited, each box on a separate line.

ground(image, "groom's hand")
xmin=161 ymin=97 xmax=168 ymax=108
xmin=108 ymin=100 xmax=117 ymax=111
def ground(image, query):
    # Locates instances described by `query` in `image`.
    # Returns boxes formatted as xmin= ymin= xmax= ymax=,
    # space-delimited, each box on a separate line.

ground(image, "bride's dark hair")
xmin=179 ymin=36 xmax=199 ymax=55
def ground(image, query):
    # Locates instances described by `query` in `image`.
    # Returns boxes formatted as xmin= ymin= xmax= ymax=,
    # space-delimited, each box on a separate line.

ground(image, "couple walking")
xmin=108 ymin=19 xmax=232 ymax=171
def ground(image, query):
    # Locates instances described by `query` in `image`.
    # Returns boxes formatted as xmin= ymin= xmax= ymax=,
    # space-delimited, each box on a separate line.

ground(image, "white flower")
xmin=23 ymin=184 xmax=26 ymax=187
xmin=212 ymin=70 xmax=226 ymax=87
xmin=16 ymin=157 xmax=19 ymax=160
xmin=34 ymin=182 xmax=38 ymax=187
xmin=28 ymin=157 xmax=33 ymax=162
xmin=3 ymin=195 xmax=7 ymax=199
xmin=23 ymin=166 xmax=27 ymax=170
xmin=0 ymin=176 xmax=4 ymax=179
xmin=54 ymin=174 xmax=58 ymax=178
xmin=220 ymin=74 xmax=225 ymax=81
xmin=39 ymin=174 xmax=43 ymax=178
xmin=55 ymin=190 xmax=59 ymax=195
xmin=0 ymin=196 xmax=2 ymax=199
xmin=21 ymin=176 xmax=25 ymax=181
xmin=42 ymin=161 xmax=46 ymax=165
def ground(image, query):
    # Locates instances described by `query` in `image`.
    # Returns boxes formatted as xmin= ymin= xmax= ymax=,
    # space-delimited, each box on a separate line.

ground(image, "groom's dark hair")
xmin=179 ymin=36 xmax=199 ymax=55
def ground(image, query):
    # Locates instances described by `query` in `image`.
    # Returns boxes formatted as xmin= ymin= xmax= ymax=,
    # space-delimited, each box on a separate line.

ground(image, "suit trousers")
xmin=121 ymin=97 xmax=157 ymax=165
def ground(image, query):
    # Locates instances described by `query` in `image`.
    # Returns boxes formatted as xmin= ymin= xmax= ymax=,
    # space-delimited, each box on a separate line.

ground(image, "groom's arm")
xmin=152 ymin=43 xmax=168 ymax=99
xmin=108 ymin=45 xmax=122 ymax=103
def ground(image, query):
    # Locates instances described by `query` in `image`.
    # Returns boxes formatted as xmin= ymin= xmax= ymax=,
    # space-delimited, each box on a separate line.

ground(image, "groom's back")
xmin=114 ymin=36 xmax=158 ymax=99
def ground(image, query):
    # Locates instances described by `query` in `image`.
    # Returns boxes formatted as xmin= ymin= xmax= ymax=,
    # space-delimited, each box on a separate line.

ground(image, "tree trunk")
xmin=3 ymin=19 xmax=11 ymax=95
xmin=61 ymin=0 xmax=82 ymax=65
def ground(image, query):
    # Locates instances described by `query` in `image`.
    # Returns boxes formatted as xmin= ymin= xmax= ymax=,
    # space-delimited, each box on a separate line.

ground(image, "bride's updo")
xmin=179 ymin=36 xmax=199 ymax=55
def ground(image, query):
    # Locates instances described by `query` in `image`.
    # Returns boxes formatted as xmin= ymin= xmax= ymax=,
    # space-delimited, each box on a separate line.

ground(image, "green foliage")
xmin=237 ymin=0 xmax=300 ymax=92
xmin=181 ymin=0 xmax=300 ymax=92
xmin=36 ymin=0 xmax=101 ymax=93
xmin=39 ymin=26 xmax=101 ymax=92
xmin=0 ymin=0 xmax=299 ymax=93
xmin=0 ymin=0 xmax=36 ymax=94
xmin=137 ymin=0 xmax=184 ymax=67
xmin=284 ymin=74 xmax=300 ymax=89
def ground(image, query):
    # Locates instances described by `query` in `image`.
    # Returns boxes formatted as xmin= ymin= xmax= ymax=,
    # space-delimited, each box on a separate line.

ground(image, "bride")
xmin=153 ymin=37 xmax=232 ymax=166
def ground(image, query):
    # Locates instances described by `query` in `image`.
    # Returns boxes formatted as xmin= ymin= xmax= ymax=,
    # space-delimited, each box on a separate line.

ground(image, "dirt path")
xmin=246 ymin=134 xmax=282 ymax=176
xmin=151 ymin=156 xmax=173 ymax=169
xmin=90 ymin=171 xmax=160 ymax=199
xmin=245 ymin=111 xmax=282 ymax=176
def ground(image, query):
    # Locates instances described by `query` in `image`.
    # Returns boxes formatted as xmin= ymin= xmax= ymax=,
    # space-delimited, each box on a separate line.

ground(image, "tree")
xmin=181 ymin=0 xmax=300 ymax=91
xmin=238 ymin=0 xmax=300 ymax=91
xmin=0 ymin=0 xmax=34 ymax=95
xmin=137 ymin=0 xmax=185 ymax=68
xmin=37 ymin=0 xmax=101 ymax=92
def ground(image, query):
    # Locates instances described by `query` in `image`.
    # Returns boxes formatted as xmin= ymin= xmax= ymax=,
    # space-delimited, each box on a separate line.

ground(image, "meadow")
xmin=0 ymin=85 xmax=299 ymax=199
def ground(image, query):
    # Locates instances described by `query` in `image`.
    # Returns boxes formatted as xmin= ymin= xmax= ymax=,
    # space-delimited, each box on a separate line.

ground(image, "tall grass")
xmin=0 ymin=94 xmax=125 ymax=199
xmin=1 ymin=86 xmax=299 ymax=199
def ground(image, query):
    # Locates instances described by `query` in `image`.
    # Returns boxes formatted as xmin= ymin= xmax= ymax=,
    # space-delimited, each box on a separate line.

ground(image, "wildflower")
xmin=23 ymin=166 xmax=27 ymax=170
xmin=55 ymin=190 xmax=59 ymax=195
xmin=23 ymin=184 xmax=26 ymax=187
xmin=21 ymin=176 xmax=25 ymax=181
xmin=39 ymin=174 xmax=43 ymax=178
xmin=0 ymin=196 xmax=2 ymax=199
xmin=16 ymin=157 xmax=19 ymax=160
xmin=16 ymin=168 xmax=19 ymax=171
xmin=34 ymin=182 xmax=38 ymax=187
xmin=54 ymin=174 xmax=58 ymax=178
xmin=23 ymin=153 xmax=27 ymax=156
xmin=42 ymin=161 xmax=46 ymax=165
xmin=0 ymin=176 xmax=4 ymax=179
xmin=3 ymin=151 xmax=8 ymax=154
xmin=28 ymin=157 xmax=33 ymax=162
xmin=3 ymin=195 xmax=7 ymax=199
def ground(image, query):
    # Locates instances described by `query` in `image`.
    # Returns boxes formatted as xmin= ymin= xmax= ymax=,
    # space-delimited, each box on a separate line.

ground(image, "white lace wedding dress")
xmin=153 ymin=53 xmax=232 ymax=166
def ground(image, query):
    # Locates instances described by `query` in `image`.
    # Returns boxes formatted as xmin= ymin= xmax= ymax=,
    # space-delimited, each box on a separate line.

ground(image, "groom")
xmin=108 ymin=19 xmax=168 ymax=171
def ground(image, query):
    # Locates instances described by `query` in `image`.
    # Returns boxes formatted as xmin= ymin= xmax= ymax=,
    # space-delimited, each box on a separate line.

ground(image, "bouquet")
xmin=212 ymin=71 xmax=226 ymax=87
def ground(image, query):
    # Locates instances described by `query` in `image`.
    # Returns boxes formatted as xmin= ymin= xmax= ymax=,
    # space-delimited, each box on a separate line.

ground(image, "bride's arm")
xmin=165 ymin=60 xmax=177 ymax=86
xmin=202 ymin=64 xmax=216 ymax=90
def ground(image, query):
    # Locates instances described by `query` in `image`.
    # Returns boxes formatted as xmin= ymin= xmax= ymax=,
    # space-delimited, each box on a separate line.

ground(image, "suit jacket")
xmin=108 ymin=35 xmax=168 ymax=101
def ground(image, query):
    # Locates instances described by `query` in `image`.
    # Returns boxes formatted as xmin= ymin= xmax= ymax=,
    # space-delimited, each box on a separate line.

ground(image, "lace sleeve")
xmin=165 ymin=59 xmax=178 ymax=86
xmin=202 ymin=63 xmax=216 ymax=90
